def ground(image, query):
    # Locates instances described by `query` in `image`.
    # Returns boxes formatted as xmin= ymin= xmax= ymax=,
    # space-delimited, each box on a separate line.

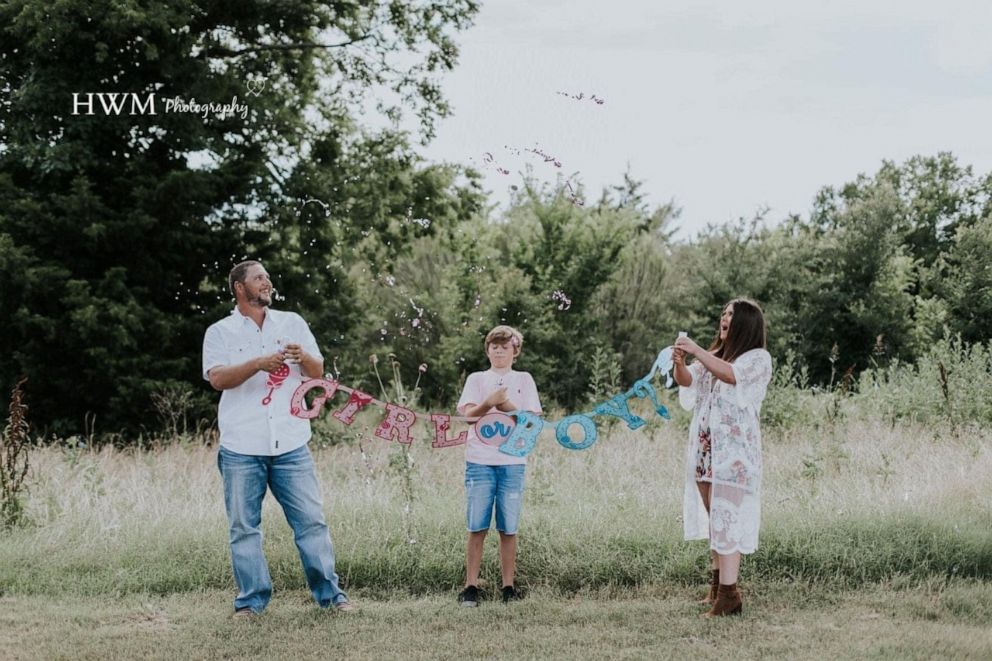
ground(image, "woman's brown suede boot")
xmin=701 ymin=583 xmax=742 ymax=617
xmin=697 ymin=569 xmax=720 ymax=605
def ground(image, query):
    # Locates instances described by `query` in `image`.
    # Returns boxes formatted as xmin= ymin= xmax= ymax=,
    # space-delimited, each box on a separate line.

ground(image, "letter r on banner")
xmin=374 ymin=403 xmax=417 ymax=444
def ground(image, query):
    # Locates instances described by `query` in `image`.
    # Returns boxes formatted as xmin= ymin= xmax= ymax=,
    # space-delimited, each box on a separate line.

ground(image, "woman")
xmin=673 ymin=298 xmax=772 ymax=617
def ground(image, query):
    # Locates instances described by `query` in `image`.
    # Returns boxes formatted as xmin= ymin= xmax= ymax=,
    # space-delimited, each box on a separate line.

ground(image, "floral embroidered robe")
xmin=678 ymin=348 xmax=773 ymax=554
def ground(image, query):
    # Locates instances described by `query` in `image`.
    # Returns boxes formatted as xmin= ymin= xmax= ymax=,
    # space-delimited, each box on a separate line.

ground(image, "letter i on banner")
xmin=374 ymin=403 xmax=417 ymax=445
xmin=332 ymin=390 xmax=374 ymax=425
xmin=430 ymin=414 xmax=467 ymax=448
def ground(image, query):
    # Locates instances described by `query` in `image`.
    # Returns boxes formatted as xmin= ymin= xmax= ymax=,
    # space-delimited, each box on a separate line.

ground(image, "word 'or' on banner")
xmin=289 ymin=347 xmax=676 ymax=458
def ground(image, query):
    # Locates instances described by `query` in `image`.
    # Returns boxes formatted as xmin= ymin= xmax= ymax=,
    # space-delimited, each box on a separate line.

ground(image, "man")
xmin=202 ymin=260 xmax=355 ymax=616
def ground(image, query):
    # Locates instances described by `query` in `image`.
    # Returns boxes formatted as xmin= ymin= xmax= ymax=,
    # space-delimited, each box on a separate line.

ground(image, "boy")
xmin=456 ymin=325 xmax=542 ymax=606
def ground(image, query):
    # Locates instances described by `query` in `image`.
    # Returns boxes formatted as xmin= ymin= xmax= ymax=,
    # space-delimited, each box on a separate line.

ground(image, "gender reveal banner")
xmin=289 ymin=347 xmax=675 ymax=457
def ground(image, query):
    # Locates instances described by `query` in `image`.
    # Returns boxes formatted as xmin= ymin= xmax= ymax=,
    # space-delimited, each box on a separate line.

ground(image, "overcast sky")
xmin=418 ymin=0 xmax=992 ymax=237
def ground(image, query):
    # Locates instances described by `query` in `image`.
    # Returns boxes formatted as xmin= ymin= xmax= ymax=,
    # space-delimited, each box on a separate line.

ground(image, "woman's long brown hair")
xmin=708 ymin=298 xmax=767 ymax=363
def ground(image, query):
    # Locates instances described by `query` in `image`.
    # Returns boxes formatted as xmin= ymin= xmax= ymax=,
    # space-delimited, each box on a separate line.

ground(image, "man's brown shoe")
xmin=334 ymin=600 xmax=359 ymax=613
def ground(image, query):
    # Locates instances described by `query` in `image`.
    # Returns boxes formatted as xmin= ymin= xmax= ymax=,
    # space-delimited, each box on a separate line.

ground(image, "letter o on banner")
xmin=555 ymin=414 xmax=598 ymax=450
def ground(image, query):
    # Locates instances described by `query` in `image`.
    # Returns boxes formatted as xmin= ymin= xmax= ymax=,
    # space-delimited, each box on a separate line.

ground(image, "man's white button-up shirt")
xmin=202 ymin=307 xmax=322 ymax=456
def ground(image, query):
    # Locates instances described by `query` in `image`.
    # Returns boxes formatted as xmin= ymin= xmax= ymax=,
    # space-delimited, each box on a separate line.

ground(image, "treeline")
xmin=337 ymin=153 xmax=992 ymax=417
xmin=2 ymin=2 xmax=991 ymax=436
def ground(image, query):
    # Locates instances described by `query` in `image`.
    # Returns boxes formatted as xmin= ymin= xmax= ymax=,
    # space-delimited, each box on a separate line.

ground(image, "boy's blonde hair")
xmin=485 ymin=325 xmax=524 ymax=356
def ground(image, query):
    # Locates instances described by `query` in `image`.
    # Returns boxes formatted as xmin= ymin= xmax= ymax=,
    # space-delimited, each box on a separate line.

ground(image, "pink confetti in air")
xmin=412 ymin=318 xmax=421 ymax=328
xmin=482 ymin=151 xmax=511 ymax=176
xmin=525 ymin=146 xmax=562 ymax=168
xmin=556 ymin=90 xmax=606 ymax=105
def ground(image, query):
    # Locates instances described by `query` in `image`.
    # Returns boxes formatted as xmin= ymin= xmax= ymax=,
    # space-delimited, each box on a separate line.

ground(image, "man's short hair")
xmin=229 ymin=260 xmax=262 ymax=296
xmin=485 ymin=325 xmax=524 ymax=354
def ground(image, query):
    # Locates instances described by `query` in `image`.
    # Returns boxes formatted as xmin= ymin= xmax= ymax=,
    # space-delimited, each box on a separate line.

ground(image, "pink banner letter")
xmin=374 ymin=403 xmax=417 ymax=444
xmin=332 ymin=390 xmax=374 ymax=425
xmin=290 ymin=379 xmax=340 ymax=419
xmin=430 ymin=413 xmax=468 ymax=448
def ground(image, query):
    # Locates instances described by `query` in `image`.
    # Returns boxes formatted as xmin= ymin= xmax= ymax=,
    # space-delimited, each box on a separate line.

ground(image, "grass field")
xmin=3 ymin=583 xmax=992 ymax=660
xmin=2 ymin=410 xmax=991 ymax=659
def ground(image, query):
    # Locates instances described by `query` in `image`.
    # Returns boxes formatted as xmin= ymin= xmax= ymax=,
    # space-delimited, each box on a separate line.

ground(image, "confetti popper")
xmin=261 ymin=363 xmax=291 ymax=405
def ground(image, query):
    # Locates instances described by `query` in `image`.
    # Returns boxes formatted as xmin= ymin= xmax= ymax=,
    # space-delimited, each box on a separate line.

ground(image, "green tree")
xmin=0 ymin=0 xmax=479 ymax=435
xmin=814 ymin=153 xmax=989 ymax=272
xmin=932 ymin=214 xmax=992 ymax=344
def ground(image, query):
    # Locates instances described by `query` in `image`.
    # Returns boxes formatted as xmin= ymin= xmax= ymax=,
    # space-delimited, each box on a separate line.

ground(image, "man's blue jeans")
xmin=217 ymin=444 xmax=347 ymax=613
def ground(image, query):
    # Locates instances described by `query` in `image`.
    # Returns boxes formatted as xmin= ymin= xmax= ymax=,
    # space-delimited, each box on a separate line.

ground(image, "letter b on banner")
xmin=498 ymin=411 xmax=544 ymax=458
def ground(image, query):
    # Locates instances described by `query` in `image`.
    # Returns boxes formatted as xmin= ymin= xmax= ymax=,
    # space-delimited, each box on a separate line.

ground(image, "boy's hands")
xmin=484 ymin=387 xmax=509 ymax=409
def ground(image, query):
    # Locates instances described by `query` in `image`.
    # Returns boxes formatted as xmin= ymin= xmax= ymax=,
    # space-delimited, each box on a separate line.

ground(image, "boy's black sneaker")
xmin=502 ymin=585 xmax=521 ymax=603
xmin=458 ymin=585 xmax=480 ymax=607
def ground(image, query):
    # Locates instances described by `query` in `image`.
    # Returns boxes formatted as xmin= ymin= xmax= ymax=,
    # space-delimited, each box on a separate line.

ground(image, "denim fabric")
xmin=217 ymin=444 xmax=347 ymax=612
xmin=465 ymin=462 xmax=526 ymax=534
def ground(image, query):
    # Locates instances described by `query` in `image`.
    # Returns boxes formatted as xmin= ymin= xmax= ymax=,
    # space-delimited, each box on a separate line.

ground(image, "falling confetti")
xmin=556 ymin=90 xmax=606 ymax=105
xmin=482 ymin=151 xmax=510 ymax=175
xmin=525 ymin=145 xmax=562 ymax=168
xmin=551 ymin=290 xmax=572 ymax=311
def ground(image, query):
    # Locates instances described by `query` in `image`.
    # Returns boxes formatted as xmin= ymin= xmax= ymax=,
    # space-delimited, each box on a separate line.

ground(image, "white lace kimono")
xmin=678 ymin=348 xmax=772 ymax=555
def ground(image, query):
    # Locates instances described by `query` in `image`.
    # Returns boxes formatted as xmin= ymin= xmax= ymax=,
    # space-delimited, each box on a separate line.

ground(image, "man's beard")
xmin=247 ymin=290 xmax=271 ymax=307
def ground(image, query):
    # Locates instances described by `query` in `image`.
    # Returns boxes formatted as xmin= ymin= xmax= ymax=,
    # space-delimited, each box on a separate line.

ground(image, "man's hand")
xmin=282 ymin=343 xmax=305 ymax=364
xmin=255 ymin=352 xmax=288 ymax=374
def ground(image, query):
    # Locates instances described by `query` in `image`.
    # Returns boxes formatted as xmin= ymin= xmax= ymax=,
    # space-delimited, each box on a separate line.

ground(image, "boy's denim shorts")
xmin=465 ymin=462 xmax=526 ymax=534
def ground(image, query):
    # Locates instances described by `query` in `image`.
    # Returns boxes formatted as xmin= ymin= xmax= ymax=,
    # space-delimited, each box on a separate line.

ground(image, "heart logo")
xmin=474 ymin=413 xmax=516 ymax=446
xmin=245 ymin=79 xmax=266 ymax=97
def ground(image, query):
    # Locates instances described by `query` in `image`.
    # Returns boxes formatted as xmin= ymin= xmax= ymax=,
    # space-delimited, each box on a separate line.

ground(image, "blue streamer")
xmin=646 ymin=346 xmax=675 ymax=388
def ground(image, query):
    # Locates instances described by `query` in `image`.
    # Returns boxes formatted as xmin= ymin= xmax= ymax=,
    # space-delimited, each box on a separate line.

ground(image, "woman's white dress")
xmin=679 ymin=348 xmax=773 ymax=554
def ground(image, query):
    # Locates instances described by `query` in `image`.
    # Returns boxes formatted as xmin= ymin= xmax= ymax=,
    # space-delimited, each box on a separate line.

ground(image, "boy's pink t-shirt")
xmin=457 ymin=369 xmax=543 ymax=466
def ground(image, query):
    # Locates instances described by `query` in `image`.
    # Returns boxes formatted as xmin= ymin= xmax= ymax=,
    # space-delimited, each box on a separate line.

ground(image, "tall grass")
xmin=854 ymin=337 xmax=992 ymax=426
xmin=1 ymin=395 xmax=990 ymax=598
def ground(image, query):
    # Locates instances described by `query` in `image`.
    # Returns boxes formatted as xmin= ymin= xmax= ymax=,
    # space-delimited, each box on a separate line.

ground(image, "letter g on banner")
xmin=290 ymin=379 xmax=339 ymax=418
